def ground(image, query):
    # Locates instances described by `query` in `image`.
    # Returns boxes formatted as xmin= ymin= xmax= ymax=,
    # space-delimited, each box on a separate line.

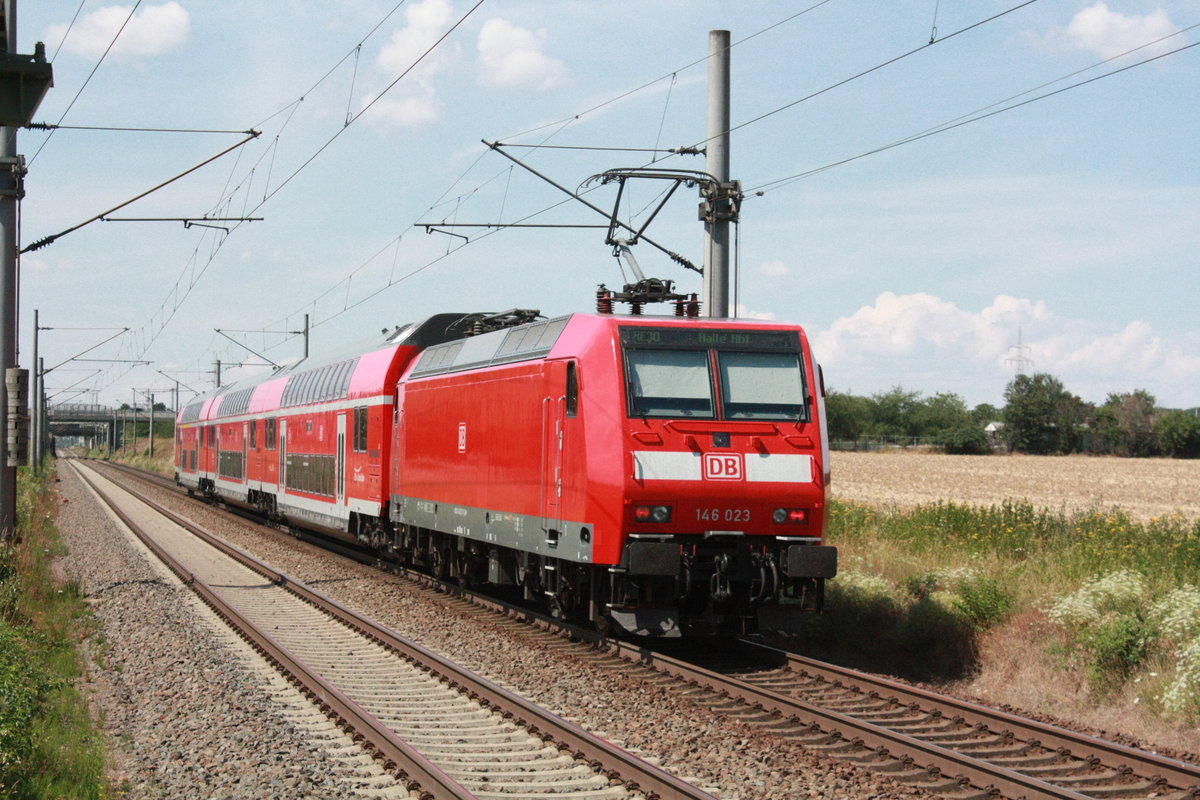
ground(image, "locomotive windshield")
xmin=620 ymin=326 xmax=809 ymax=422
xmin=625 ymin=349 xmax=715 ymax=417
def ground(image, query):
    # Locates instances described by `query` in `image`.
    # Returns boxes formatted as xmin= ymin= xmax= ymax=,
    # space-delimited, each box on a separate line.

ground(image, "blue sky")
xmin=16 ymin=0 xmax=1199 ymax=411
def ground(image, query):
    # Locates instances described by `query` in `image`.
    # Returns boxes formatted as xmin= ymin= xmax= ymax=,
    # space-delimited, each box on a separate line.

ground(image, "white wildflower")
xmin=1150 ymin=585 xmax=1200 ymax=643
xmin=1047 ymin=570 xmax=1146 ymax=630
xmin=1159 ymin=636 xmax=1200 ymax=719
xmin=836 ymin=570 xmax=894 ymax=602
xmin=929 ymin=566 xmax=979 ymax=589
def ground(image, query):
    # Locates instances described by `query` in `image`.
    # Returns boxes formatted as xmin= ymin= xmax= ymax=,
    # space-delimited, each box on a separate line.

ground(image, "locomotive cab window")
xmin=624 ymin=349 xmax=714 ymax=418
xmin=620 ymin=326 xmax=807 ymax=422
xmin=718 ymin=351 xmax=808 ymax=421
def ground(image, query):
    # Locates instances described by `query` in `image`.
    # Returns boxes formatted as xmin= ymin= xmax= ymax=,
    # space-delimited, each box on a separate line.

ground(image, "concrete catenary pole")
xmin=702 ymin=29 xmax=731 ymax=319
xmin=0 ymin=0 xmax=18 ymax=534
xmin=29 ymin=308 xmax=36 ymax=467
xmin=35 ymin=356 xmax=42 ymax=463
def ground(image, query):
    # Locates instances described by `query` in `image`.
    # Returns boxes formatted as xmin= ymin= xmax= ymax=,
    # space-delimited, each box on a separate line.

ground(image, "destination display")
xmin=619 ymin=326 xmax=799 ymax=352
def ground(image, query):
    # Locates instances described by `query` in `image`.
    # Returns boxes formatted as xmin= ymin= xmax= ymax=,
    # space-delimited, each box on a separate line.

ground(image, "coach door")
xmin=336 ymin=413 xmax=346 ymax=508
xmin=540 ymin=362 xmax=567 ymax=546
xmin=278 ymin=420 xmax=287 ymax=494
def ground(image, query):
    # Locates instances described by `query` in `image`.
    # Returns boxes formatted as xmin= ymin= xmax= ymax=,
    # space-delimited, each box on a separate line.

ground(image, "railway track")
xmin=93 ymin=459 xmax=1200 ymax=800
xmin=71 ymin=459 xmax=715 ymax=800
xmin=598 ymin=640 xmax=1200 ymax=800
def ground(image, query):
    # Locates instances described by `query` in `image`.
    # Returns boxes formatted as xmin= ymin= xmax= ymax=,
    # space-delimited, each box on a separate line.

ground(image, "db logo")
xmin=702 ymin=452 xmax=743 ymax=481
xmin=457 ymin=422 xmax=467 ymax=453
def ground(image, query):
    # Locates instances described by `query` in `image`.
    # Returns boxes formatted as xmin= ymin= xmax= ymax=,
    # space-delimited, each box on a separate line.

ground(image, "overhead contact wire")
xmin=693 ymin=0 xmax=1043 ymax=151
xmin=750 ymin=35 xmax=1200 ymax=195
xmin=499 ymin=0 xmax=836 ymax=143
xmin=28 ymin=0 xmax=145 ymax=165
xmin=254 ymin=0 xmax=488 ymax=210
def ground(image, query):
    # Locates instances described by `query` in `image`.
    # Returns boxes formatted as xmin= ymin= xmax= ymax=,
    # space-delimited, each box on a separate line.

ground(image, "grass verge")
xmin=803 ymin=499 xmax=1200 ymax=730
xmin=0 ymin=467 xmax=111 ymax=799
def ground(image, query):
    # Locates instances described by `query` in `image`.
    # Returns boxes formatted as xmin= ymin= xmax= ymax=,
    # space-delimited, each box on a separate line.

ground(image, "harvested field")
xmin=830 ymin=451 xmax=1200 ymax=521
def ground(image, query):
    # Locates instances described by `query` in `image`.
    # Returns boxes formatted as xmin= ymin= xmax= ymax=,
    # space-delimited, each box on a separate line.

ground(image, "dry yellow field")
xmin=830 ymin=451 xmax=1200 ymax=521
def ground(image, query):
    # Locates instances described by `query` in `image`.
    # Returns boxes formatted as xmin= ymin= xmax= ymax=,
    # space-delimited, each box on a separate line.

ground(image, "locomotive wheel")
xmin=453 ymin=552 xmax=474 ymax=588
xmin=428 ymin=546 xmax=448 ymax=580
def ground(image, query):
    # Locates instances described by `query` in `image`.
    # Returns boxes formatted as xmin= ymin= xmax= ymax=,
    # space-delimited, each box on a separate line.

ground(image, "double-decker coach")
xmin=174 ymin=313 xmax=478 ymax=543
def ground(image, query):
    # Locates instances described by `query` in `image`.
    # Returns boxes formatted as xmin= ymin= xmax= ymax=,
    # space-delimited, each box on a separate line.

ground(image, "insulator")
xmin=687 ymin=295 xmax=700 ymax=317
xmin=674 ymin=299 xmax=685 ymax=316
xmin=596 ymin=287 xmax=614 ymax=314
xmin=630 ymin=302 xmax=643 ymax=315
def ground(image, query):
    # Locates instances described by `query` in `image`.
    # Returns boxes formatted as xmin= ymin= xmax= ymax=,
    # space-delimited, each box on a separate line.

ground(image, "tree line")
xmin=826 ymin=373 xmax=1200 ymax=458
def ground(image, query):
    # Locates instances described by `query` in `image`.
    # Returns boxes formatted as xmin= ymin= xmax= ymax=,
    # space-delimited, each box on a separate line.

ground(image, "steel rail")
xmin=82 ymin=460 xmax=714 ymax=800
xmin=604 ymin=639 xmax=1114 ymax=800
xmin=741 ymin=640 xmax=1200 ymax=796
xmin=71 ymin=460 xmax=472 ymax=800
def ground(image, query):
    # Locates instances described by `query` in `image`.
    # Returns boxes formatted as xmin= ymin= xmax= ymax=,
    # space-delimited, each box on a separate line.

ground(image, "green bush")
xmin=0 ymin=622 xmax=53 ymax=786
xmin=954 ymin=575 xmax=1014 ymax=630
xmin=1079 ymin=613 xmax=1155 ymax=695
xmin=0 ymin=468 xmax=110 ymax=799
xmin=936 ymin=424 xmax=992 ymax=455
xmin=1157 ymin=410 xmax=1200 ymax=458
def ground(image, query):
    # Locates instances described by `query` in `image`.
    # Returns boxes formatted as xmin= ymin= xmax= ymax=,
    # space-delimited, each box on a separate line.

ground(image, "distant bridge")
xmin=45 ymin=404 xmax=173 ymax=451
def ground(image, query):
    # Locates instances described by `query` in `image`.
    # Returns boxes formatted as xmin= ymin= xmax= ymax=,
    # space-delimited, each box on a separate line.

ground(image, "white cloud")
xmin=1064 ymin=2 xmax=1181 ymax=58
xmin=46 ymin=2 xmax=190 ymax=61
xmin=376 ymin=0 xmax=457 ymax=75
xmin=813 ymin=292 xmax=1200 ymax=407
xmin=476 ymin=18 xmax=569 ymax=90
xmin=366 ymin=0 xmax=460 ymax=128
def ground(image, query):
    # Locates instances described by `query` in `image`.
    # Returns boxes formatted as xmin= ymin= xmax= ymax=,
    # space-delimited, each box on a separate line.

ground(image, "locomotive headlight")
xmin=774 ymin=507 xmax=809 ymax=524
xmin=634 ymin=505 xmax=673 ymax=523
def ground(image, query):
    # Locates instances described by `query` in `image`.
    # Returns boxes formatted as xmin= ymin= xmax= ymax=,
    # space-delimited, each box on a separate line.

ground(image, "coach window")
xmin=265 ymin=418 xmax=276 ymax=450
xmin=565 ymin=362 xmax=578 ymax=418
xmin=353 ymin=407 xmax=368 ymax=452
xmin=250 ymin=420 xmax=258 ymax=449
xmin=318 ymin=366 xmax=334 ymax=402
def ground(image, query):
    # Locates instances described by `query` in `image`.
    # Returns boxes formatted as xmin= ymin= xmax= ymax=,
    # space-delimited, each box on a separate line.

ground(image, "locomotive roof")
xmin=407 ymin=311 xmax=810 ymax=380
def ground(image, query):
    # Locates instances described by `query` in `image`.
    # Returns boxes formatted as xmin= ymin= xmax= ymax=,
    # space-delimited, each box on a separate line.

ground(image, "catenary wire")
xmin=88 ymin=0 xmax=489 ymax=394
xmin=748 ymin=34 xmax=1200 ymax=196
xmin=83 ymin=0 xmax=417 ymax=390
xmin=47 ymin=0 xmax=87 ymax=61
xmin=689 ymin=0 xmax=1042 ymax=151
xmin=499 ymin=0 xmax=837 ymax=143
xmin=27 ymin=0 xmax=144 ymax=165
xmin=26 ymin=123 xmax=257 ymax=135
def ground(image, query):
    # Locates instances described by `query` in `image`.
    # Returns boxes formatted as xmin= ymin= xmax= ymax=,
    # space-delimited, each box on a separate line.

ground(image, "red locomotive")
xmin=175 ymin=308 xmax=836 ymax=636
